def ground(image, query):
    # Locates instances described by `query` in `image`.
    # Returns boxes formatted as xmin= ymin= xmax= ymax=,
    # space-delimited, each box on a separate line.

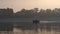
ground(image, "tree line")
xmin=15 ymin=8 xmax=60 ymax=18
xmin=0 ymin=8 xmax=60 ymax=18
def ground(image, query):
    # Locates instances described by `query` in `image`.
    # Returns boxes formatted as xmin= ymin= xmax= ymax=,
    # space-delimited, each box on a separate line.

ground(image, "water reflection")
xmin=0 ymin=21 xmax=60 ymax=34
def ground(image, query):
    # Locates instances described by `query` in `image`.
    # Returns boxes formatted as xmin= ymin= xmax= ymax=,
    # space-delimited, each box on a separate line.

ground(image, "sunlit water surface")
xmin=0 ymin=21 xmax=60 ymax=34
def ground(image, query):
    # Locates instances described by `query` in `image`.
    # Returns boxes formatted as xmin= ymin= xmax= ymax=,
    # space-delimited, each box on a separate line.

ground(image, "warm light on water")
xmin=0 ymin=21 xmax=60 ymax=34
xmin=13 ymin=28 xmax=60 ymax=34
xmin=40 ymin=21 xmax=56 ymax=23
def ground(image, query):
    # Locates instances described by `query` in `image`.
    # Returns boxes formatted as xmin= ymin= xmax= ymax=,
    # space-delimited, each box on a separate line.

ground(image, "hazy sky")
xmin=0 ymin=0 xmax=60 ymax=12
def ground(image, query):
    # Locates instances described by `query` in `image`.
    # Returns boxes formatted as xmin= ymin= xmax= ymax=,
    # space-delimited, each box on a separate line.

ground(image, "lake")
xmin=0 ymin=21 xmax=60 ymax=34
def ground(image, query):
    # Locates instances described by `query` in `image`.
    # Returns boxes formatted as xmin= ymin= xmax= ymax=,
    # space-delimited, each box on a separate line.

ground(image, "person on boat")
xmin=33 ymin=19 xmax=39 ymax=24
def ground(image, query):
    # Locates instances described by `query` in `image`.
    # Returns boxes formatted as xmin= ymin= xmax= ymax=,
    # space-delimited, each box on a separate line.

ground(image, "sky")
xmin=0 ymin=0 xmax=60 ymax=12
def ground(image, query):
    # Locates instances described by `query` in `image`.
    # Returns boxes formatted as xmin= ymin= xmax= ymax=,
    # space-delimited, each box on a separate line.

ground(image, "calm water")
xmin=0 ymin=21 xmax=60 ymax=34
